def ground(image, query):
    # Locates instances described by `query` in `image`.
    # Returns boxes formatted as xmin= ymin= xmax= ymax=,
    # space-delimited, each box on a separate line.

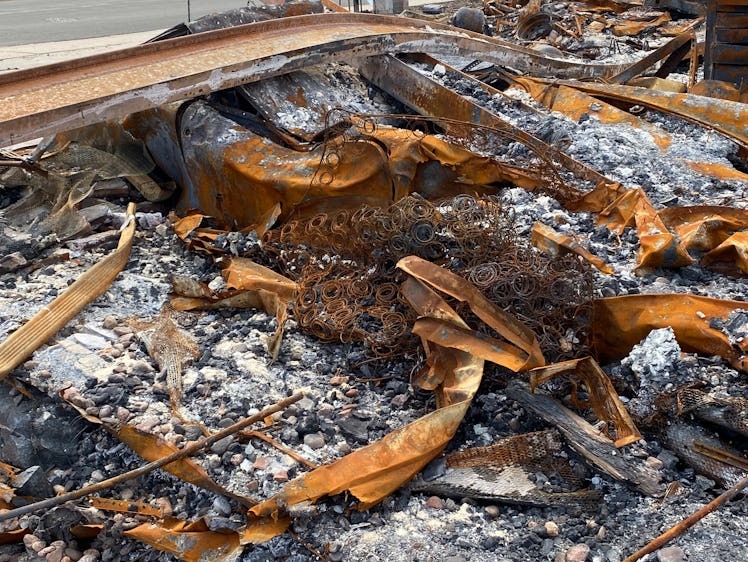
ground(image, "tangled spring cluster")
xmin=262 ymin=194 xmax=592 ymax=363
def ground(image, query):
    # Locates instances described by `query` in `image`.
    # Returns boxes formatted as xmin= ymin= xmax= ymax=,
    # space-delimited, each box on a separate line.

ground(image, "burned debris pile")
xmin=1 ymin=1 xmax=747 ymax=561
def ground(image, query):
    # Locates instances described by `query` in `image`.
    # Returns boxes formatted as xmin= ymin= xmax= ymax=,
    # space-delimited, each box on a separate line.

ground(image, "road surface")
xmin=0 ymin=0 xmax=250 ymax=46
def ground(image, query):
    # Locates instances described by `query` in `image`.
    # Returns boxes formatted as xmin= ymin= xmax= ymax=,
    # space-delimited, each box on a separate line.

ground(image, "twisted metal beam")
xmin=0 ymin=13 xmax=630 ymax=147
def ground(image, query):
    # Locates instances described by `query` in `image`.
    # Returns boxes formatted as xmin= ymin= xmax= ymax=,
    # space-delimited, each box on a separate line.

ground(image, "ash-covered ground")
xmin=1 ymin=19 xmax=748 ymax=562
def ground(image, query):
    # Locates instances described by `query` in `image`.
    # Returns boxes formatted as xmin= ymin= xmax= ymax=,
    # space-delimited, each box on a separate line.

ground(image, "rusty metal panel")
xmin=705 ymin=0 xmax=748 ymax=84
xmin=0 ymin=13 xmax=634 ymax=148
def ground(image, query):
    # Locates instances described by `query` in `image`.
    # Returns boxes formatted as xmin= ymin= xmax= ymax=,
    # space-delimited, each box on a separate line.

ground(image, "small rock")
xmin=566 ymin=544 xmax=590 ymax=562
xmin=656 ymin=546 xmax=684 ymax=562
xmin=425 ymin=496 xmax=443 ymax=510
xmin=337 ymin=417 xmax=369 ymax=444
xmin=545 ymin=521 xmax=560 ymax=537
xmin=273 ymin=469 xmax=288 ymax=483
xmin=13 ymin=466 xmax=54 ymax=498
xmin=23 ymin=534 xmax=42 ymax=551
xmin=484 ymin=505 xmax=500 ymax=518
xmin=210 ymin=436 xmax=233 ymax=455
xmin=154 ymin=497 xmax=173 ymax=517
xmin=303 ymin=432 xmax=326 ymax=450
xmin=253 ymin=457 xmax=270 ymax=470
xmin=645 ymin=456 xmax=664 ymax=470
xmin=102 ymin=316 xmax=118 ymax=330
xmin=71 ymin=333 xmax=109 ymax=351
xmin=296 ymin=397 xmax=315 ymax=411
xmin=64 ymin=547 xmax=82 ymax=561
xmin=212 ymin=496 xmax=232 ymax=516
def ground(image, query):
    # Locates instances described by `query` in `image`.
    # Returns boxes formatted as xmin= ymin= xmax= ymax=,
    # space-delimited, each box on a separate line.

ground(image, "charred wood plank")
xmin=506 ymin=380 xmax=664 ymax=496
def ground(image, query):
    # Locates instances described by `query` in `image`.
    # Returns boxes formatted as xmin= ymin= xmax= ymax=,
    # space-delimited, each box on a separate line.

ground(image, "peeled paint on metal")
xmin=592 ymin=294 xmax=747 ymax=372
xmin=0 ymin=13 xmax=633 ymax=147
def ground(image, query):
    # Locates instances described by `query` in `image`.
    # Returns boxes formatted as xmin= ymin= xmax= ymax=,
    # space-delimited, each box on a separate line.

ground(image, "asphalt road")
xmin=0 ymin=0 xmax=250 ymax=45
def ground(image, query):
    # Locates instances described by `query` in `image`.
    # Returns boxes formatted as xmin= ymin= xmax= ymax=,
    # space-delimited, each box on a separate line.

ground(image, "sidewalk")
xmin=0 ymin=30 xmax=161 ymax=73
xmin=0 ymin=1 xmax=444 ymax=74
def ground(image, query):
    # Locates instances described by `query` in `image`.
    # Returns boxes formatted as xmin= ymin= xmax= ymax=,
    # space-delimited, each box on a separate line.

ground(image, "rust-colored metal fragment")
xmin=398 ymin=256 xmax=545 ymax=370
xmin=124 ymin=517 xmax=244 ymax=562
xmin=170 ymin=259 xmax=297 ymax=360
xmin=701 ymin=232 xmax=748 ymax=275
xmin=597 ymin=188 xmax=693 ymax=270
xmin=681 ymin=160 xmax=748 ymax=183
xmin=90 ymin=496 xmax=165 ymax=517
xmin=0 ymin=529 xmax=28 ymax=546
xmin=530 ymin=357 xmax=642 ymax=447
xmin=243 ymin=257 xmax=542 ymax=542
xmin=659 ymin=206 xmax=748 ymax=252
xmin=592 ymin=294 xmax=747 ymax=372
xmin=531 ymin=222 xmax=613 ymax=274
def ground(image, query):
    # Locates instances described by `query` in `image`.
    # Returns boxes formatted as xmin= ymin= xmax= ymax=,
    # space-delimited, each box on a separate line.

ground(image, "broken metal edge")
xmin=0 ymin=13 xmax=632 ymax=148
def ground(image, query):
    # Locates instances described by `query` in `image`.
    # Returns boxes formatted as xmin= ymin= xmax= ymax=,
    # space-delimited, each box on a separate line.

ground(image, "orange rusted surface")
xmin=592 ymin=294 xmax=747 ymax=371
xmin=530 ymin=357 xmax=642 ymax=447
xmin=531 ymin=221 xmax=614 ymax=274
xmin=0 ymin=13 xmax=632 ymax=147
xmin=542 ymin=80 xmax=748 ymax=148
xmin=681 ymin=160 xmax=748 ymax=183
xmin=659 ymin=206 xmax=748 ymax=252
xmin=518 ymin=81 xmax=672 ymax=151
xmin=155 ymin=100 xmax=523 ymax=230
xmin=702 ymin=232 xmax=748 ymax=275
xmin=598 ymin=188 xmax=693 ymax=270
xmin=125 ymin=518 xmax=244 ymax=562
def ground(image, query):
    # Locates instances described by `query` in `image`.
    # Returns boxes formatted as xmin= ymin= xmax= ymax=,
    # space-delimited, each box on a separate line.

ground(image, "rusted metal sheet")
xmin=358 ymin=54 xmax=616 ymax=191
xmin=705 ymin=0 xmax=748 ymax=85
xmin=528 ymin=79 xmax=748 ymax=149
xmin=0 ymin=13 xmax=633 ymax=147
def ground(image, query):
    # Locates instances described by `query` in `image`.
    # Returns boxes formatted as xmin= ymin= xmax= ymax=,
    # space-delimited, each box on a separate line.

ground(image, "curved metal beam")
xmin=0 ymin=13 xmax=630 ymax=147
